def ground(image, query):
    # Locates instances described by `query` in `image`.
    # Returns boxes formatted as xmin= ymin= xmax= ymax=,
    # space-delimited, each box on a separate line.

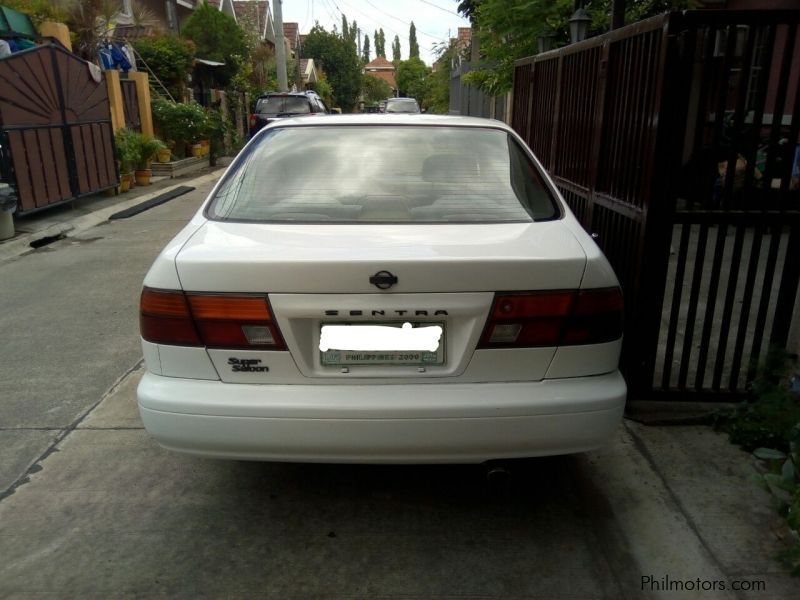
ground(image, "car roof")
xmin=262 ymin=113 xmax=513 ymax=131
xmin=257 ymin=91 xmax=319 ymax=99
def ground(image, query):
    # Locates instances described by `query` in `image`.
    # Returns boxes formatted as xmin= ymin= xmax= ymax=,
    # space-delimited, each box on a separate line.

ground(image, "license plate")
xmin=320 ymin=322 xmax=445 ymax=366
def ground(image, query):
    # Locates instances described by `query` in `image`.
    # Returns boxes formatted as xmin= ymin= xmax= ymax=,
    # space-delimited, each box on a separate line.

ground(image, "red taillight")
xmin=479 ymin=288 xmax=623 ymax=348
xmin=140 ymin=288 xmax=285 ymax=350
xmin=140 ymin=289 xmax=201 ymax=346
xmin=249 ymin=114 xmax=257 ymax=127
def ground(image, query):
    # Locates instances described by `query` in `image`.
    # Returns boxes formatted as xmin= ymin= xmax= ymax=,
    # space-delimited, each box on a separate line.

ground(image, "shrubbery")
xmin=133 ymin=35 xmax=195 ymax=102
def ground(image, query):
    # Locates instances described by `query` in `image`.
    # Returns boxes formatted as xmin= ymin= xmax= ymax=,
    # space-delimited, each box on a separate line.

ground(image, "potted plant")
xmin=151 ymin=99 xmax=209 ymax=161
xmin=114 ymin=128 xmax=137 ymax=192
xmin=130 ymin=133 xmax=166 ymax=186
xmin=157 ymin=147 xmax=171 ymax=163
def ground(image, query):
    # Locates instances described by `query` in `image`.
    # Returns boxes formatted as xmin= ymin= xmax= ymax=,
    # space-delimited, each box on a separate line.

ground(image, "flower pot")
xmin=191 ymin=143 xmax=203 ymax=157
xmin=120 ymin=173 xmax=132 ymax=192
xmin=157 ymin=148 xmax=171 ymax=163
xmin=200 ymin=139 xmax=210 ymax=156
xmin=135 ymin=169 xmax=152 ymax=186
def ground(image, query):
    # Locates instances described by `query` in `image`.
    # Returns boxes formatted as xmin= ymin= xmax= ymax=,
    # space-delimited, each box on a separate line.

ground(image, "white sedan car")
xmin=137 ymin=115 xmax=626 ymax=463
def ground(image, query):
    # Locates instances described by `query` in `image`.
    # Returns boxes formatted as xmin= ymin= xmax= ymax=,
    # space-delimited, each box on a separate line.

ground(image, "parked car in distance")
xmin=248 ymin=90 xmax=328 ymax=137
xmin=138 ymin=114 xmax=626 ymax=464
xmin=384 ymin=97 xmax=421 ymax=113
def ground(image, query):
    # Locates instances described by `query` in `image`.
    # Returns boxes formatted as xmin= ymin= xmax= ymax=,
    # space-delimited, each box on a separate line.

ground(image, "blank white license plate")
xmin=320 ymin=322 xmax=445 ymax=366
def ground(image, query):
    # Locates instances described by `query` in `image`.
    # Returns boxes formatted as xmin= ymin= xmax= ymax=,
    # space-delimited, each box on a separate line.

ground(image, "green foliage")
xmin=409 ymin=21 xmax=419 ymax=59
xmin=151 ymin=99 xmax=210 ymax=149
xmin=115 ymin=129 xmax=165 ymax=170
xmin=715 ymin=350 xmax=800 ymax=452
xmin=301 ymin=25 xmax=362 ymax=111
xmin=2 ymin=0 xmax=67 ymax=25
xmin=717 ymin=349 xmax=800 ymax=574
xmin=396 ymin=57 xmax=430 ymax=105
xmin=752 ymin=423 xmax=800 ymax=574
xmin=462 ymin=0 xmax=694 ymax=95
xmin=205 ymin=106 xmax=234 ymax=159
xmin=392 ymin=35 xmax=401 ymax=63
xmin=310 ymin=76 xmax=334 ymax=108
xmin=133 ymin=35 xmax=195 ymax=101
xmin=248 ymin=44 xmax=278 ymax=96
xmin=362 ymin=34 xmax=371 ymax=63
xmin=426 ymin=42 xmax=459 ymax=114
xmin=374 ymin=28 xmax=386 ymax=57
xmin=361 ymin=74 xmax=393 ymax=104
xmin=114 ymin=127 xmax=138 ymax=172
xmin=181 ymin=1 xmax=248 ymax=87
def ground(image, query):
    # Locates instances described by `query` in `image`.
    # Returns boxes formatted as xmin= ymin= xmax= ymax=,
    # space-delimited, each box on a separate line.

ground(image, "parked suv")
xmin=249 ymin=91 xmax=328 ymax=137
xmin=384 ymin=97 xmax=421 ymax=114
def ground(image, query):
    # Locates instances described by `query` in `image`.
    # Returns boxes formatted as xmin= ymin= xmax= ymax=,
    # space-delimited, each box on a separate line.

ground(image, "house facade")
xmin=364 ymin=56 xmax=397 ymax=96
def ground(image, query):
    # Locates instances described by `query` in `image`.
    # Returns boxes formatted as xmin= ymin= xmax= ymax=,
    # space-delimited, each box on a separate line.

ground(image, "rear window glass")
xmin=385 ymin=100 xmax=420 ymax=113
xmin=207 ymin=126 xmax=559 ymax=223
xmin=256 ymin=96 xmax=311 ymax=115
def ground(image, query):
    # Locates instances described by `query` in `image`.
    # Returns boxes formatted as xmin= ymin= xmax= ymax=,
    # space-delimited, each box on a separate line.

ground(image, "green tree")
xmin=181 ymin=0 xmax=249 ymax=87
xmin=348 ymin=20 xmax=358 ymax=46
xmin=2 ymin=0 xmax=66 ymax=25
xmin=310 ymin=75 xmax=334 ymax=108
xmin=462 ymin=0 xmax=693 ymax=95
xmin=361 ymin=73 xmax=393 ymax=104
xmin=427 ymin=40 xmax=461 ymax=114
xmin=409 ymin=21 xmax=419 ymax=59
xmin=302 ymin=25 xmax=362 ymax=111
xmin=392 ymin=35 xmax=401 ymax=63
xmin=396 ymin=57 xmax=430 ymax=105
xmin=362 ymin=34 xmax=371 ymax=62
xmin=133 ymin=35 xmax=196 ymax=101
xmin=375 ymin=28 xmax=386 ymax=57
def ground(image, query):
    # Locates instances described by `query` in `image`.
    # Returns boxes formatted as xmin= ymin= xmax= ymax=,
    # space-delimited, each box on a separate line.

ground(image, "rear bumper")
xmin=137 ymin=371 xmax=626 ymax=463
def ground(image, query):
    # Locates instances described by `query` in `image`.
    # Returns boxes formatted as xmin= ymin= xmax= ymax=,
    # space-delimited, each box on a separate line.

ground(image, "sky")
xmin=279 ymin=0 xmax=470 ymax=66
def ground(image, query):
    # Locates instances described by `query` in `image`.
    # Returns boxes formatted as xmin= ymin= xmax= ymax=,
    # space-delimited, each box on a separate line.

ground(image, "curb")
xmin=0 ymin=170 xmax=222 ymax=263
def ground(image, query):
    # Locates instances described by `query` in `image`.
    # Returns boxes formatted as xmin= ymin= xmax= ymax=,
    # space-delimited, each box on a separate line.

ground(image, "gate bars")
xmin=512 ymin=10 xmax=800 ymax=400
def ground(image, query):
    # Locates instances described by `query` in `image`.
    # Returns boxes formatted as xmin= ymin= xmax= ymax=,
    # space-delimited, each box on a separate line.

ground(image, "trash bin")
xmin=0 ymin=183 xmax=16 ymax=241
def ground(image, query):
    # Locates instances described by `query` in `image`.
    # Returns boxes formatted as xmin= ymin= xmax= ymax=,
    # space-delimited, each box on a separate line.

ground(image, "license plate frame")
xmin=320 ymin=321 xmax=446 ymax=367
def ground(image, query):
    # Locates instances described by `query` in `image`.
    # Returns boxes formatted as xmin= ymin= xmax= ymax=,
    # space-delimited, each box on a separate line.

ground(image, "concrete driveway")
xmin=0 ymin=177 xmax=793 ymax=598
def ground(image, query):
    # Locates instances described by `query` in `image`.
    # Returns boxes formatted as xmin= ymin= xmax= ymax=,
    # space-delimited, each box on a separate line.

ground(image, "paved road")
xmin=0 ymin=182 xmax=212 ymax=494
xmin=0 ymin=181 xmax=791 ymax=598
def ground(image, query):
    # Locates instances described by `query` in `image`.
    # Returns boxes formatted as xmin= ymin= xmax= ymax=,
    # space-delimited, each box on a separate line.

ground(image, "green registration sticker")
xmin=320 ymin=322 xmax=446 ymax=366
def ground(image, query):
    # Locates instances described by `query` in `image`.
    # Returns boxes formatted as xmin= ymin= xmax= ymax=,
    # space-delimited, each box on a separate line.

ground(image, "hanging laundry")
xmin=110 ymin=43 xmax=131 ymax=71
xmin=121 ymin=44 xmax=136 ymax=72
xmin=97 ymin=42 xmax=132 ymax=72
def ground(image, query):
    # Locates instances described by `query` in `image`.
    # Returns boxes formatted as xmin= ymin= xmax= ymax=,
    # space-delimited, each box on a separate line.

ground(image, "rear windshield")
xmin=207 ymin=126 xmax=559 ymax=223
xmin=256 ymin=96 xmax=311 ymax=115
xmin=385 ymin=99 xmax=420 ymax=113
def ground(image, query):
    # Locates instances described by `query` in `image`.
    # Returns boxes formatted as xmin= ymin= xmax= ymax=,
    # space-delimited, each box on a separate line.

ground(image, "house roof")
xmin=232 ymin=1 xmax=269 ymax=35
xmin=283 ymin=22 xmax=299 ymax=50
xmin=206 ymin=0 xmax=236 ymax=19
xmin=299 ymin=58 xmax=317 ymax=83
xmin=365 ymin=56 xmax=395 ymax=70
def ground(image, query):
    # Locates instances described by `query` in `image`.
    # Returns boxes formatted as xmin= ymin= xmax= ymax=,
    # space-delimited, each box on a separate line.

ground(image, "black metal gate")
xmin=0 ymin=43 xmax=118 ymax=214
xmin=512 ymin=10 xmax=800 ymax=400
